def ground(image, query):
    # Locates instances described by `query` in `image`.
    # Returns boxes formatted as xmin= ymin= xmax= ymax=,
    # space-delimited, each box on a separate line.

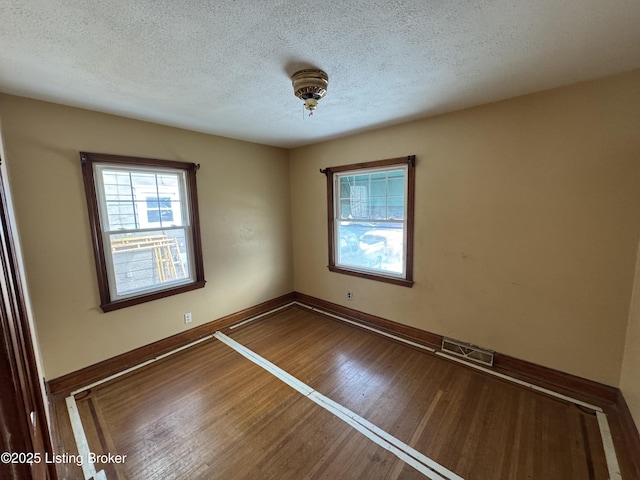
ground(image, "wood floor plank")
xmin=228 ymin=306 xmax=611 ymax=479
xmin=55 ymin=334 xmax=436 ymax=479
xmin=51 ymin=305 xmax=617 ymax=479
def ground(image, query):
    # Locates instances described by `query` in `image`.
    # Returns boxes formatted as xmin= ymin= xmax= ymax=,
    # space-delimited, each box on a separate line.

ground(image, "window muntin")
xmin=322 ymin=156 xmax=415 ymax=287
xmin=81 ymin=152 xmax=205 ymax=312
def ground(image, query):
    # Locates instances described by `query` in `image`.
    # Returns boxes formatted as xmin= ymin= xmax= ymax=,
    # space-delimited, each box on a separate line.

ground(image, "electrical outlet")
xmin=347 ymin=291 xmax=353 ymax=301
xmin=184 ymin=312 xmax=192 ymax=324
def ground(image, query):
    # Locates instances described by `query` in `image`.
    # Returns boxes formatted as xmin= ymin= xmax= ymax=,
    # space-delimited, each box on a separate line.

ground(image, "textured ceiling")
xmin=1 ymin=0 xmax=640 ymax=148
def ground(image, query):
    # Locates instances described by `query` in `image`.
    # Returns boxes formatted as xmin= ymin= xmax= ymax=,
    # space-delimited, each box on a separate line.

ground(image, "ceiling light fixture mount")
xmin=292 ymin=69 xmax=329 ymax=113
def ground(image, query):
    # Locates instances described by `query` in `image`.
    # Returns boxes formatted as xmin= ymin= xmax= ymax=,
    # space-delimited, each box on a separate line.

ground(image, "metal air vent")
xmin=441 ymin=337 xmax=494 ymax=366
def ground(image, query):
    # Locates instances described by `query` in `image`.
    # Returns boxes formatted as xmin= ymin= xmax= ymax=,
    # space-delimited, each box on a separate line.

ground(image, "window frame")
xmin=80 ymin=152 xmax=206 ymax=312
xmin=321 ymin=155 xmax=415 ymax=287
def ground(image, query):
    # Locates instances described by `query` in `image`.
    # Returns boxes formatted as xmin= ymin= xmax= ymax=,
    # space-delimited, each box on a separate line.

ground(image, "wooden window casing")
xmin=321 ymin=155 xmax=415 ymax=287
xmin=80 ymin=152 xmax=205 ymax=312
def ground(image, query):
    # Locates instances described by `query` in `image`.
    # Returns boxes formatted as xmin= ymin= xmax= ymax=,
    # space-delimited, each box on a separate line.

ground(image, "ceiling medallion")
xmin=292 ymin=69 xmax=329 ymax=115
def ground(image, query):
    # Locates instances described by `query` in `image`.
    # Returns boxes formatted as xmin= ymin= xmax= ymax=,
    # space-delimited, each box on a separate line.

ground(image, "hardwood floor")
xmin=52 ymin=306 xmax=616 ymax=479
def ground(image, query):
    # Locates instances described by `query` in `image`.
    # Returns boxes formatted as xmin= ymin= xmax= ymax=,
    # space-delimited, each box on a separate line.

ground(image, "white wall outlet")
xmin=347 ymin=291 xmax=353 ymax=301
xmin=184 ymin=312 xmax=192 ymax=324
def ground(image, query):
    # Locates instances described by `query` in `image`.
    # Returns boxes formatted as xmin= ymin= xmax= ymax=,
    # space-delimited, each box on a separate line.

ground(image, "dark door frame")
xmin=0 ymin=164 xmax=56 ymax=480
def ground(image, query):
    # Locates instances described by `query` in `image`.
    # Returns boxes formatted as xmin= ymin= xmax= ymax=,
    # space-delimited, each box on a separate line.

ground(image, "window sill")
xmin=100 ymin=280 xmax=206 ymax=312
xmin=327 ymin=265 xmax=414 ymax=287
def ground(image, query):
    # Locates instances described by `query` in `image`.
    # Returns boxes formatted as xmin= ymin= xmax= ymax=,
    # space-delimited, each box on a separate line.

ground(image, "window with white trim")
xmin=80 ymin=152 xmax=205 ymax=312
xmin=322 ymin=155 xmax=415 ymax=287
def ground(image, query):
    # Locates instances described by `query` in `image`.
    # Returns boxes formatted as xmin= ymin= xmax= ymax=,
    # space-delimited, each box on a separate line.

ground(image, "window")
xmin=321 ymin=155 xmax=415 ymax=287
xmin=146 ymin=196 xmax=174 ymax=223
xmin=80 ymin=152 xmax=205 ymax=312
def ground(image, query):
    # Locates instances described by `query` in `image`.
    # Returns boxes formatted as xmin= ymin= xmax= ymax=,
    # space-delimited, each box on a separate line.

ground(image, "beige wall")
xmin=0 ymin=120 xmax=51 ymax=425
xmin=2 ymin=70 xmax=640 ymax=391
xmin=290 ymin=70 xmax=640 ymax=387
xmin=0 ymin=94 xmax=293 ymax=380
xmin=622 ymin=244 xmax=640 ymax=428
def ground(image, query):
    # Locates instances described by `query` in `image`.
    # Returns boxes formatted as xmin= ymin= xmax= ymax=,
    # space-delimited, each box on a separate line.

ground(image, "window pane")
xmin=350 ymin=185 xmax=369 ymax=219
xmin=135 ymin=172 xmax=183 ymax=228
xmin=102 ymin=170 xmax=135 ymax=230
xmin=146 ymin=197 xmax=159 ymax=210
xmin=157 ymin=174 xmax=179 ymax=188
xmin=109 ymin=229 xmax=191 ymax=296
xmin=370 ymin=173 xmax=387 ymax=196
xmin=387 ymin=172 xmax=405 ymax=196
xmin=130 ymin=172 xmax=156 ymax=186
xmin=101 ymin=168 xmax=185 ymax=231
xmin=146 ymin=196 xmax=175 ymax=224
xmin=339 ymin=176 xmax=352 ymax=199
xmin=104 ymin=183 xmax=132 ymax=201
xmin=106 ymin=201 xmax=138 ymax=230
xmin=339 ymin=199 xmax=352 ymax=219
xmin=370 ymin=197 xmax=386 ymax=219
xmin=337 ymin=222 xmax=404 ymax=275
xmin=388 ymin=195 xmax=405 ymax=220
xmin=353 ymin=174 xmax=369 ymax=189
xmin=336 ymin=168 xmax=407 ymax=223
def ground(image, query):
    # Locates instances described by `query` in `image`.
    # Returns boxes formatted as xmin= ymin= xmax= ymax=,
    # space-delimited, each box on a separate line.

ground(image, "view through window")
xmin=81 ymin=152 xmax=205 ymax=311
xmin=97 ymin=166 xmax=191 ymax=297
xmin=322 ymin=156 xmax=415 ymax=287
